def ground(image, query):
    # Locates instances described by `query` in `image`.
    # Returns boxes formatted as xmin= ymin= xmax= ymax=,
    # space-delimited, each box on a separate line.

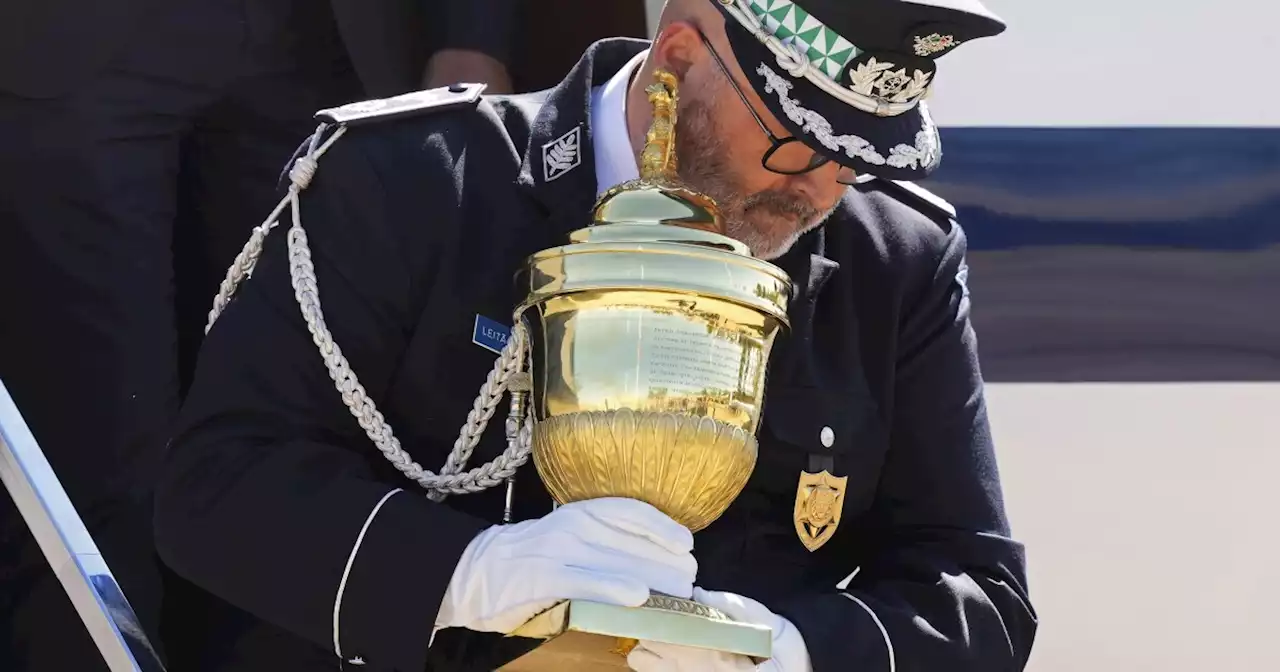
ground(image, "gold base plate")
xmin=498 ymin=595 xmax=772 ymax=671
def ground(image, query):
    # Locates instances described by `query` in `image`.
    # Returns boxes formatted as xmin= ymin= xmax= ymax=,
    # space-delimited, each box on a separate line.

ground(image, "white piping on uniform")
xmin=840 ymin=592 xmax=896 ymax=672
xmin=333 ymin=488 xmax=404 ymax=661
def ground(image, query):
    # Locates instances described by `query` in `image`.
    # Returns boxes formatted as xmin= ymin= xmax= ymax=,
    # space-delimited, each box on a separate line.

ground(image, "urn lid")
xmin=588 ymin=178 xmax=745 ymax=253
xmin=582 ymin=66 xmax=765 ymax=259
xmin=515 ymin=69 xmax=794 ymax=326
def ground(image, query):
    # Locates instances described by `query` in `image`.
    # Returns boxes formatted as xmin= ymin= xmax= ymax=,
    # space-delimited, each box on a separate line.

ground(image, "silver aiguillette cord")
xmin=503 ymin=371 xmax=531 ymax=523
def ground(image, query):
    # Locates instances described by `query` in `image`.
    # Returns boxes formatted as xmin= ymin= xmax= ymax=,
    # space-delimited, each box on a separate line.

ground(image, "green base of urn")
xmin=498 ymin=594 xmax=772 ymax=671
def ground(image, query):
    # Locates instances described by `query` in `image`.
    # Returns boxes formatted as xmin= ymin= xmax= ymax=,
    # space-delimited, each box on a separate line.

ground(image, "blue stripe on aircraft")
xmin=922 ymin=127 xmax=1280 ymax=252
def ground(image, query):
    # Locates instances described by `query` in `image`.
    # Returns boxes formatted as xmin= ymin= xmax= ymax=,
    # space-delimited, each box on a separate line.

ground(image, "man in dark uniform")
xmin=154 ymin=0 xmax=1038 ymax=670
xmin=0 ymin=1 xmax=518 ymax=670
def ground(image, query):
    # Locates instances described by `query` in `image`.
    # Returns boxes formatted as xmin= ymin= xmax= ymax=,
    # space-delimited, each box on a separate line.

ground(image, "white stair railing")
xmin=0 ymin=378 xmax=166 ymax=672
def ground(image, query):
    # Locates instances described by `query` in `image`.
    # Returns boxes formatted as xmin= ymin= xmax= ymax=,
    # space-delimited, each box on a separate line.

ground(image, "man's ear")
xmin=651 ymin=21 xmax=704 ymax=82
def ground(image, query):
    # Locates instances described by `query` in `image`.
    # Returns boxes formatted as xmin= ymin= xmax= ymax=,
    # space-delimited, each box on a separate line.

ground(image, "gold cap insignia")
xmin=913 ymin=33 xmax=961 ymax=57
xmin=794 ymin=470 xmax=848 ymax=552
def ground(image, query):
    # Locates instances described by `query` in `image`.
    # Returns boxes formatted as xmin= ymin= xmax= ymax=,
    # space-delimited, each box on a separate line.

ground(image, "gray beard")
xmin=673 ymin=98 xmax=838 ymax=260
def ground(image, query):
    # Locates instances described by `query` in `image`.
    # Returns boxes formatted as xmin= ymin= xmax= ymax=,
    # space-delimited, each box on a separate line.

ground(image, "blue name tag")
xmin=472 ymin=314 xmax=511 ymax=354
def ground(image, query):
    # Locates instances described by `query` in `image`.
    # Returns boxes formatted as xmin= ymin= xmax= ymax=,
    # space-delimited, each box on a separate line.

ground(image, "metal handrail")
xmin=0 ymin=378 xmax=166 ymax=672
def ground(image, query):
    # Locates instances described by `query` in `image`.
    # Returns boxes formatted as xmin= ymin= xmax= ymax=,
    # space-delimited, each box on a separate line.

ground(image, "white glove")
xmin=434 ymin=497 xmax=697 ymax=634
xmin=627 ymin=587 xmax=813 ymax=672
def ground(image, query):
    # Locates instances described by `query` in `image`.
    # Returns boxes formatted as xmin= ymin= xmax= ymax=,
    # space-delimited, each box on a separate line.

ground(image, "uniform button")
xmin=820 ymin=426 xmax=835 ymax=448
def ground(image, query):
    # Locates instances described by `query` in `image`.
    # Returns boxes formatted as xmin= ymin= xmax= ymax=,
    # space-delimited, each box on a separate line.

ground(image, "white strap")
xmin=333 ymin=487 xmax=404 ymax=661
xmin=839 ymin=592 xmax=896 ymax=672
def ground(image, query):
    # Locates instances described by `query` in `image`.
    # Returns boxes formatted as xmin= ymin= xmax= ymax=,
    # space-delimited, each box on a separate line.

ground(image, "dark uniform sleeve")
xmin=437 ymin=0 xmax=518 ymax=66
xmin=153 ymin=129 xmax=490 ymax=671
xmin=776 ymin=222 xmax=1038 ymax=671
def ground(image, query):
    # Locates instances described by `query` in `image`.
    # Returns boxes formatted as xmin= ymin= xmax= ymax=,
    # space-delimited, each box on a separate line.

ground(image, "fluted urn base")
xmin=531 ymin=409 xmax=757 ymax=533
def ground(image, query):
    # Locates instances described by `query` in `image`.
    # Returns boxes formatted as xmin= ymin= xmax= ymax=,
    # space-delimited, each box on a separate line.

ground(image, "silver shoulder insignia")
xmin=315 ymin=83 xmax=487 ymax=126
xmin=867 ymin=177 xmax=957 ymax=220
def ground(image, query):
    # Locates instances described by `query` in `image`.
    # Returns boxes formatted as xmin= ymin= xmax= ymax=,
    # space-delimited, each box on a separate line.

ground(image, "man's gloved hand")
xmin=627 ymin=587 xmax=814 ymax=672
xmin=434 ymin=498 xmax=696 ymax=634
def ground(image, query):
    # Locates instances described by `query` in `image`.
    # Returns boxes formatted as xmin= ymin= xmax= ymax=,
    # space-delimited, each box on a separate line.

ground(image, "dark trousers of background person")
xmin=0 ymin=1 xmax=363 ymax=669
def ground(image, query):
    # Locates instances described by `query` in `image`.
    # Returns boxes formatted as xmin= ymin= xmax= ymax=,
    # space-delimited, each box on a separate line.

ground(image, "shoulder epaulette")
xmin=864 ymin=177 xmax=957 ymax=220
xmin=314 ymin=83 xmax=486 ymax=127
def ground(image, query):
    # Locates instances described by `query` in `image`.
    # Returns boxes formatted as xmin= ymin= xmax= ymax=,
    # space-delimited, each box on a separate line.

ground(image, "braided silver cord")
xmin=206 ymin=123 xmax=532 ymax=501
xmin=207 ymin=124 xmax=345 ymax=332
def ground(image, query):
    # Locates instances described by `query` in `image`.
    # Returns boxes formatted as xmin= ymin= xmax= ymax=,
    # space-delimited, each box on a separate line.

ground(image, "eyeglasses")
xmin=699 ymin=33 xmax=858 ymax=186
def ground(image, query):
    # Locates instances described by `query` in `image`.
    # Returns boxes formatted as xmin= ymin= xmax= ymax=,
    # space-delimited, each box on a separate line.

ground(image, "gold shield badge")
xmin=794 ymin=470 xmax=848 ymax=552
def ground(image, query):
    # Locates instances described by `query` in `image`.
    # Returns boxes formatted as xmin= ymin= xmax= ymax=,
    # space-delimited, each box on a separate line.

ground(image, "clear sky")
xmin=924 ymin=0 xmax=1280 ymax=127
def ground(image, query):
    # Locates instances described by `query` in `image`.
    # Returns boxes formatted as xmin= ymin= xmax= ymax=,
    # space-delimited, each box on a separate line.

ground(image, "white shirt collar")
xmin=590 ymin=49 xmax=647 ymax=199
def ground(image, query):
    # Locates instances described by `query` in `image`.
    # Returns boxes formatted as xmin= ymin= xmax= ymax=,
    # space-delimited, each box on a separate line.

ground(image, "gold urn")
xmin=499 ymin=71 xmax=793 ymax=671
